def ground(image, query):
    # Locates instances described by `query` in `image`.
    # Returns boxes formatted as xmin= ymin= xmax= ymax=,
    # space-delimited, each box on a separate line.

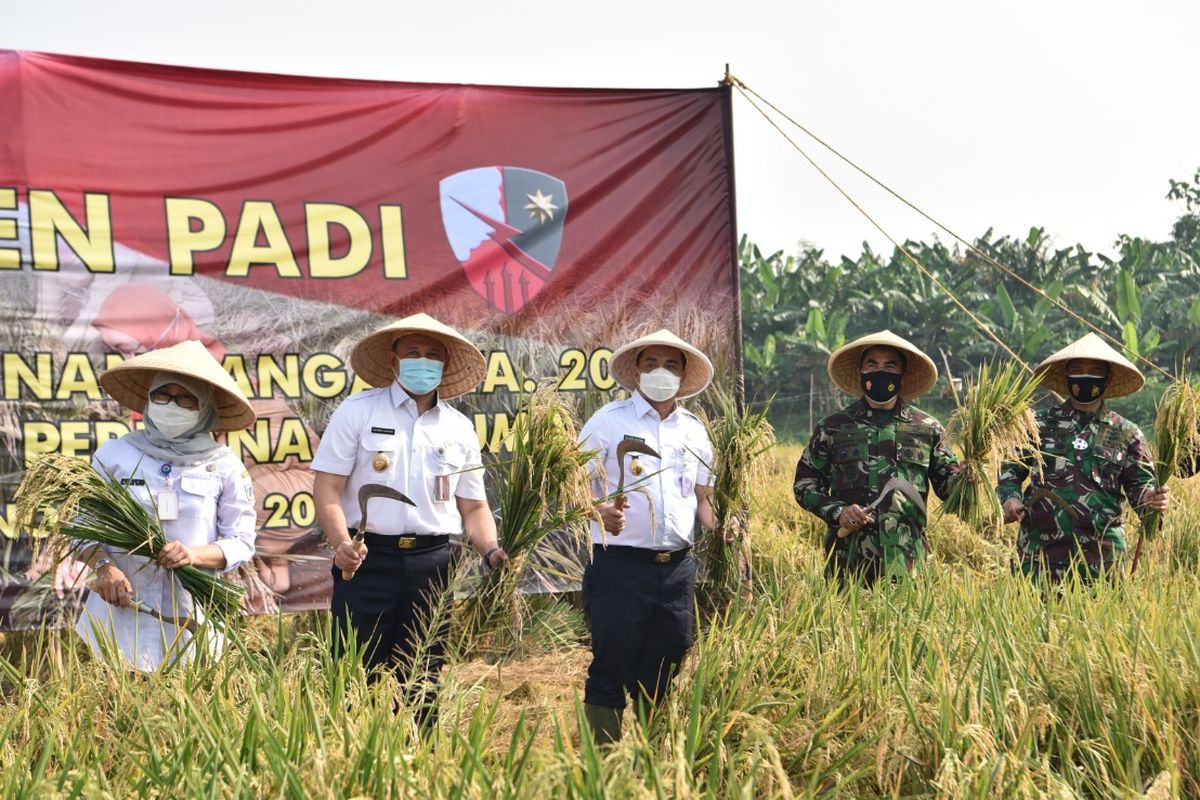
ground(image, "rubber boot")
xmin=583 ymin=703 xmax=623 ymax=746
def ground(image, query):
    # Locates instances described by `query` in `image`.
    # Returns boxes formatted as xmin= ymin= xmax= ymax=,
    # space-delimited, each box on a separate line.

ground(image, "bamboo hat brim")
xmin=350 ymin=313 xmax=486 ymax=399
xmin=99 ymin=340 xmax=256 ymax=431
xmin=1034 ymin=332 xmax=1145 ymax=399
xmin=826 ymin=330 xmax=938 ymax=398
xmin=610 ymin=329 xmax=714 ymax=399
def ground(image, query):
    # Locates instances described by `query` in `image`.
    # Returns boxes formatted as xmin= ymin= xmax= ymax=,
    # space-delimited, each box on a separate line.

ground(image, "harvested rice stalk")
xmin=1132 ymin=378 xmax=1200 ymax=573
xmin=13 ymin=452 xmax=245 ymax=621
xmin=465 ymin=389 xmax=598 ymax=658
xmin=697 ymin=391 xmax=775 ymax=607
xmin=943 ymin=361 xmax=1042 ymax=536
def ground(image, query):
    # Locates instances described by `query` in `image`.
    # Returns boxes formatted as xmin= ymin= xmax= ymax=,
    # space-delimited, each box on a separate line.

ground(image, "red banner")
xmin=0 ymin=51 xmax=739 ymax=627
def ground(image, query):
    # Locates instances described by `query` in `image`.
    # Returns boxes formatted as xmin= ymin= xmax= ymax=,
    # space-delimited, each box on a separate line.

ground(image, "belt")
xmin=352 ymin=530 xmax=450 ymax=551
xmin=593 ymin=544 xmax=691 ymax=565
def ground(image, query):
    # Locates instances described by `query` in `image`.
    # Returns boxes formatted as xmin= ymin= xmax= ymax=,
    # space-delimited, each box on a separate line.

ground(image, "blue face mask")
xmin=396 ymin=357 xmax=444 ymax=396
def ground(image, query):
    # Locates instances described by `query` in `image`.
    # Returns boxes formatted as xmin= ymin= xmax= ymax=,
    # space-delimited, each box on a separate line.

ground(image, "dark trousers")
xmin=582 ymin=546 xmax=698 ymax=714
xmin=330 ymin=542 xmax=451 ymax=717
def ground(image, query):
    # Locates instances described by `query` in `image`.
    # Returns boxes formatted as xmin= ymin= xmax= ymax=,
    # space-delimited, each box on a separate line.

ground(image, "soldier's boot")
xmin=583 ymin=703 xmax=623 ymax=747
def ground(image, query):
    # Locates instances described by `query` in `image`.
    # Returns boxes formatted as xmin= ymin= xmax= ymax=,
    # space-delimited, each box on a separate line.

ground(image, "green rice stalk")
xmin=943 ymin=361 xmax=1042 ymax=536
xmin=465 ymin=388 xmax=598 ymax=658
xmin=12 ymin=453 xmax=245 ymax=622
xmin=697 ymin=390 xmax=775 ymax=607
xmin=1133 ymin=378 xmax=1200 ymax=571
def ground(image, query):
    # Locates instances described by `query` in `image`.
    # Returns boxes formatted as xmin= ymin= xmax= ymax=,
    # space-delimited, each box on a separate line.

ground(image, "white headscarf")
xmin=123 ymin=371 xmax=223 ymax=465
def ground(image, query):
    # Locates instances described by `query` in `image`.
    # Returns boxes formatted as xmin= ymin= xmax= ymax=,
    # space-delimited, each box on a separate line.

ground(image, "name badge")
xmin=157 ymin=490 xmax=179 ymax=521
xmin=433 ymin=474 xmax=451 ymax=502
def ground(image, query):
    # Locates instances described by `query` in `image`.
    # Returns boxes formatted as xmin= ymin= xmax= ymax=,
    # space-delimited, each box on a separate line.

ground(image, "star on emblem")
xmin=524 ymin=189 xmax=558 ymax=224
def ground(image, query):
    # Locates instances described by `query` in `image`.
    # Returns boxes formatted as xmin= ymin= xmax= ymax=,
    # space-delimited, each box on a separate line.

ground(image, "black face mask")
xmin=860 ymin=370 xmax=902 ymax=403
xmin=1068 ymin=374 xmax=1108 ymax=403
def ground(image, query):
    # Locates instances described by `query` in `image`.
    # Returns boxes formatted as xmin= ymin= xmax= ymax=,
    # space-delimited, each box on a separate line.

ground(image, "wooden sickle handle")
xmin=341 ymin=539 xmax=368 ymax=581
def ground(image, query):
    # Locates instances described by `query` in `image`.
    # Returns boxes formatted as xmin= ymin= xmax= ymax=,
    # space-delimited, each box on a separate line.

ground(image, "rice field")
xmin=3 ymin=443 xmax=1200 ymax=798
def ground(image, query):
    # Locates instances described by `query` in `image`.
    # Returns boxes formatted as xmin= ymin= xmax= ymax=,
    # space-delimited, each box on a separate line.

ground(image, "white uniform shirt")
xmin=75 ymin=436 xmax=257 ymax=672
xmin=578 ymin=393 xmax=714 ymax=550
xmin=311 ymin=383 xmax=485 ymax=535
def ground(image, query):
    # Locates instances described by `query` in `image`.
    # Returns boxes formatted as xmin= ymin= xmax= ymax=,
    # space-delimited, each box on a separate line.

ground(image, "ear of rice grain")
xmin=943 ymin=361 xmax=1042 ymax=537
xmin=464 ymin=388 xmax=598 ymax=658
xmin=697 ymin=390 xmax=775 ymax=607
xmin=13 ymin=452 xmax=245 ymax=621
xmin=1132 ymin=377 xmax=1200 ymax=572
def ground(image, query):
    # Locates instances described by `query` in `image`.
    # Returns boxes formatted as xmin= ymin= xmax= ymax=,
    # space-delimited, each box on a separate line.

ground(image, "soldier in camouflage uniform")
xmin=998 ymin=333 xmax=1169 ymax=582
xmin=794 ymin=330 xmax=962 ymax=584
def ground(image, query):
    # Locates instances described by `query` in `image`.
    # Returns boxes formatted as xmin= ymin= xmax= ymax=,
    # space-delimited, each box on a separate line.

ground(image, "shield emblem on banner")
xmin=439 ymin=166 xmax=568 ymax=314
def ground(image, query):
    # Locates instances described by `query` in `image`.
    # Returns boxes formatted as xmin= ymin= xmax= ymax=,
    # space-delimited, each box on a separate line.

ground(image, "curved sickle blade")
xmin=615 ymin=439 xmax=661 ymax=495
xmin=356 ymin=483 xmax=417 ymax=539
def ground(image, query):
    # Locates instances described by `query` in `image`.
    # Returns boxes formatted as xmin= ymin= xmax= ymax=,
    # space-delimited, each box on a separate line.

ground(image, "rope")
xmin=730 ymin=75 xmax=1175 ymax=382
xmin=733 ymin=83 xmax=1032 ymax=372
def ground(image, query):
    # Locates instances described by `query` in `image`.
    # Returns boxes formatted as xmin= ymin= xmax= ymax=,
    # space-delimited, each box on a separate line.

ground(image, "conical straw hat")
xmin=100 ymin=340 xmax=255 ymax=431
xmin=350 ymin=313 xmax=486 ymax=399
xmin=826 ymin=330 xmax=938 ymax=398
xmin=1035 ymin=332 xmax=1144 ymax=399
xmin=610 ymin=329 xmax=714 ymax=399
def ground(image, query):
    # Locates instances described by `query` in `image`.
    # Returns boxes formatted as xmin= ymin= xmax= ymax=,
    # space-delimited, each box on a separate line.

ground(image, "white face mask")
xmin=639 ymin=367 xmax=682 ymax=402
xmin=147 ymin=401 xmax=201 ymax=439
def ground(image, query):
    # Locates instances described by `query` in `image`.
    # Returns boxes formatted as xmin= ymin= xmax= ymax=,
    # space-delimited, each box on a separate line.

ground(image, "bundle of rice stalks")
xmin=12 ymin=453 xmax=245 ymax=621
xmin=697 ymin=391 xmax=775 ymax=607
xmin=943 ymin=361 xmax=1042 ymax=536
xmin=1132 ymin=377 xmax=1200 ymax=573
xmin=464 ymin=389 xmax=597 ymax=659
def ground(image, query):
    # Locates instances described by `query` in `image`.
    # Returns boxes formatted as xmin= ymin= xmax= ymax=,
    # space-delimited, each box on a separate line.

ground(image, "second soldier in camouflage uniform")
xmin=997 ymin=333 xmax=1169 ymax=582
xmin=794 ymin=330 xmax=962 ymax=584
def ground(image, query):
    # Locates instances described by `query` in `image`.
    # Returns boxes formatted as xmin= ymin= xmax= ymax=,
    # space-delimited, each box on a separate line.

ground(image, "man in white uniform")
xmin=312 ymin=313 xmax=505 ymax=722
xmin=577 ymin=329 xmax=718 ymax=744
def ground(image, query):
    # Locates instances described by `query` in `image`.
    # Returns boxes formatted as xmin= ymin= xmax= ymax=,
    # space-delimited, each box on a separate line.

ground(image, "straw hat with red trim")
xmin=826 ymin=330 xmax=938 ymax=398
xmin=99 ymin=339 xmax=255 ymax=431
xmin=610 ymin=329 xmax=714 ymax=399
xmin=1034 ymin=332 xmax=1144 ymax=399
xmin=350 ymin=313 xmax=486 ymax=399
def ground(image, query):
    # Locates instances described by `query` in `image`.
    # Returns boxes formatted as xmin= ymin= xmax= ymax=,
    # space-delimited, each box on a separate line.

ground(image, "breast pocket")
xmin=832 ymin=430 xmax=871 ymax=492
xmin=360 ymin=432 xmax=401 ymax=478
xmin=895 ymin=427 xmax=932 ymax=494
xmin=1091 ymin=444 xmax=1126 ymax=492
xmin=178 ymin=472 xmax=221 ymax=523
xmin=1039 ymin=437 xmax=1073 ymax=484
xmin=675 ymin=448 xmax=701 ymax=498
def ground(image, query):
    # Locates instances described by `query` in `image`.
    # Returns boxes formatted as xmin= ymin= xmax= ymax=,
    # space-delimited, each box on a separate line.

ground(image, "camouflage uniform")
xmin=997 ymin=401 xmax=1155 ymax=582
xmin=794 ymin=398 xmax=962 ymax=583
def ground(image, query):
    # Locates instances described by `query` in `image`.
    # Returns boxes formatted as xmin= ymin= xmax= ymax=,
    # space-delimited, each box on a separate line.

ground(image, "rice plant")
xmin=12 ymin=452 xmax=245 ymax=621
xmin=943 ymin=361 xmax=1042 ymax=537
xmin=696 ymin=390 xmax=775 ymax=608
xmin=462 ymin=389 xmax=598 ymax=660
xmin=1132 ymin=377 xmax=1200 ymax=573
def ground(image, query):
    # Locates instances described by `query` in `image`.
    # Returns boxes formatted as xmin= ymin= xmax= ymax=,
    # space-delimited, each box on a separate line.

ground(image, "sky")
xmin=4 ymin=0 xmax=1198 ymax=261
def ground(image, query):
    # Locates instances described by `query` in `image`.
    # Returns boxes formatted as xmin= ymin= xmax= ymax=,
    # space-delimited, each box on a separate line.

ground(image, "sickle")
xmin=836 ymin=476 xmax=926 ymax=539
xmin=343 ymin=483 xmax=417 ymax=580
xmin=614 ymin=439 xmax=661 ymax=515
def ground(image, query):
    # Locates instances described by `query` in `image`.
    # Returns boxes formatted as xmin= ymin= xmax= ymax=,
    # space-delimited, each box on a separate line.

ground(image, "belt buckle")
xmin=398 ymin=537 xmax=417 ymax=550
xmin=654 ymin=551 xmax=671 ymax=564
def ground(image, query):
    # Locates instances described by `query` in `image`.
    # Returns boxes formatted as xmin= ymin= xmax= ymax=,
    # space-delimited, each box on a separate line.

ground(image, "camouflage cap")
xmin=826 ymin=330 xmax=938 ymax=398
xmin=1035 ymin=332 xmax=1144 ymax=399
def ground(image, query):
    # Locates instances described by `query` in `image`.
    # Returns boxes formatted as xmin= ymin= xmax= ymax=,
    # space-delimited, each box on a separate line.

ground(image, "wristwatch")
xmin=93 ymin=555 xmax=114 ymax=572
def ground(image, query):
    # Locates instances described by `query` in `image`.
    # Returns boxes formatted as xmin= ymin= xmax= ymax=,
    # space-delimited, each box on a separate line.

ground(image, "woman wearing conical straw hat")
xmin=794 ymin=330 xmax=963 ymax=584
xmin=576 ymin=329 xmax=719 ymax=745
xmin=311 ymin=313 xmax=504 ymax=725
xmin=997 ymin=333 xmax=1168 ymax=582
xmin=76 ymin=340 xmax=258 ymax=671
